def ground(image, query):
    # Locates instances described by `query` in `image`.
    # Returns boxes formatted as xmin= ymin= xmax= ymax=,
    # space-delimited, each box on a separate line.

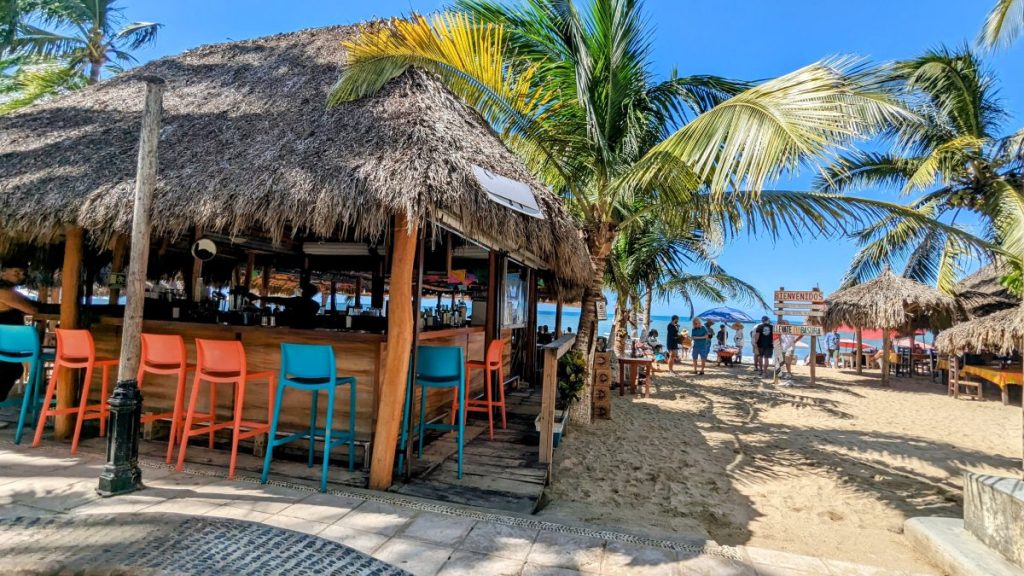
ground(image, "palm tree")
xmin=817 ymin=47 xmax=1024 ymax=293
xmin=331 ymin=4 xmax=998 ymax=422
xmin=0 ymin=0 xmax=158 ymax=112
xmin=981 ymin=0 xmax=1024 ymax=48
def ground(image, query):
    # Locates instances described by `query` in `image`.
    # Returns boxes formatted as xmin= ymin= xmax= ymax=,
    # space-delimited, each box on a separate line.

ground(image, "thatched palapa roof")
xmin=823 ymin=269 xmax=958 ymax=330
xmin=0 ymin=24 xmax=588 ymax=290
xmin=934 ymin=305 xmax=1024 ymax=355
xmin=952 ymin=264 xmax=1019 ymax=319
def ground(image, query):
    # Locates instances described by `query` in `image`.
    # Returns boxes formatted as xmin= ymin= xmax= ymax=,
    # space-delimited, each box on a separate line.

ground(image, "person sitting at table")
xmin=538 ymin=325 xmax=553 ymax=345
xmin=0 ymin=258 xmax=37 ymax=408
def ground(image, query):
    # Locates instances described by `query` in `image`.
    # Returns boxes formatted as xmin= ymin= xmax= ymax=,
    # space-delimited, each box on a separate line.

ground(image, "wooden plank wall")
xmin=88 ymin=322 xmax=497 ymax=443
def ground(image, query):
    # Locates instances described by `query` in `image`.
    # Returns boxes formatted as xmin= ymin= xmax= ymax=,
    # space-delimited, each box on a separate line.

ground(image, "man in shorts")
xmin=824 ymin=328 xmax=841 ymax=368
xmin=690 ymin=317 xmax=711 ymax=375
xmin=755 ymin=316 xmax=774 ymax=376
xmin=666 ymin=316 xmax=681 ymax=372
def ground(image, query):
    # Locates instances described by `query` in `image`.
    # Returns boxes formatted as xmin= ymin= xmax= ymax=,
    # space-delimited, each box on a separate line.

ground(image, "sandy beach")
xmin=540 ymin=363 xmax=1022 ymax=573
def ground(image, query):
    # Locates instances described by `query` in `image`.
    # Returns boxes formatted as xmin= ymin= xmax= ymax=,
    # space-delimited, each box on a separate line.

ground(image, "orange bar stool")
xmin=176 ymin=338 xmax=276 ymax=479
xmin=453 ymin=338 xmax=507 ymax=439
xmin=137 ymin=334 xmax=197 ymax=463
xmin=32 ymin=329 xmax=118 ymax=454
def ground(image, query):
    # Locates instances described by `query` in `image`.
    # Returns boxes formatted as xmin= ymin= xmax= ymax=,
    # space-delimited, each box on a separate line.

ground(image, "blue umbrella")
xmin=694 ymin=306 xmax=755 ymax=324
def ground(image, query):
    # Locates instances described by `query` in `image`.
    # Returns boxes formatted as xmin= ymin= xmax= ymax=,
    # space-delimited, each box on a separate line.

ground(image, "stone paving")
xmin=0 ymin=439 xmax=935 ymax=576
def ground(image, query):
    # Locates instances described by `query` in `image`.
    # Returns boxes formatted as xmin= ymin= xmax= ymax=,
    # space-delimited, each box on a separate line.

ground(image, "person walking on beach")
xmin=825 ymin=328 xmax=840 ymax=368
xmin=666 ymin=316 xmax=681 ymax=372
xmin=690 ymin=317 xmax=711 ymax=375
xmin=716 ymin=324 xmax=727 ymax=347
xmin=755 ymin=316 xmax=774 ymax=376
xmin=732 ymin=323 xmax=745 ymax=364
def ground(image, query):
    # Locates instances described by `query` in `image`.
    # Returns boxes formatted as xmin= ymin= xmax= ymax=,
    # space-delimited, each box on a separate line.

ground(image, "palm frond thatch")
xmin=935 ymin=305 xmax=1024 ymax=355
xmin=952 ymin=263 xmax=1020 ymax=319
xmin=0 ymin=24 xmax=589 ymax=291
xmin=823 ymin=269 xmax=958 ymax=330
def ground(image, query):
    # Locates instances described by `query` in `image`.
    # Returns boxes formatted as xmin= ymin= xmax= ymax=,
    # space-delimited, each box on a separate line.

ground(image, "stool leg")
xmin=33 ymin=363 xmax=60 ymax=447
xmin=484 ymin=365 xmax=494 ymax=440
xmin=348 ymin=380 xmax=356 ymax=471
xmin=229 ymin=380 xmax=247 ymax=480
xmin=457 ymin=374 xmax=464 ymax=479
xmin=308 ymin=390 xmax=318 ymax=468
xmin=177 ymin=374 xmax=204 ymax=472
xmin=321 ymin=388 xmax=334 ymax=493
xmin=99 ymin=365 xmax=110 ymax=437
xmin=261 ymin=384 xmax=286 ymax=485
xmin=417 ymin=385 xmax=427 ymax=457
xmin=498 ymin=363 xmax=507 ymax=429
xmin=71 ymin=365 xmax=95 ymax=455
xmin=165 ymin=368 xmax=187 ymax=464
xmin=208 ymin=381 xmax=217 ymax=449
xmin=396 ymin=372 xmax=413 ymax=473
xmin=450 ymin=382 xmax=459 ymax=426
xmin=14 ymin=359 xmax=38 ymax=445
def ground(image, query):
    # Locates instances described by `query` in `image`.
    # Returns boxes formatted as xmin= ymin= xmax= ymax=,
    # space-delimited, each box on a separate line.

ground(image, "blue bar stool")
xmin=397 ymin=346 xmax=465 ymax=479
xmin=261 ymin=343 xmax=356 ymax=492
xmin=0 ymin=325 xmax=45 ymax=445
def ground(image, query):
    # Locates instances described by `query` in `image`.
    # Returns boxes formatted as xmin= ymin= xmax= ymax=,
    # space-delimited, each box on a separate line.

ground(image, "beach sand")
xmin=539 ymin=363 xmax=1022 ymax=573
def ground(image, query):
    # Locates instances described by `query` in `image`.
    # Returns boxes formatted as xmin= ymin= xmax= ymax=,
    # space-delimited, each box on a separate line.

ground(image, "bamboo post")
xmin=539 ymin=347 xmax=557 ymax=465
xmin=99 ymin=76 xmax=165 ymax=496
xmin=855 ymin=327 xmax=863 ymax=374
xmin=108 ymin=234 xmax=128 ymax=305
xmin=809 ymin=334 xmax=816 ymax=384
xmin=56 ymin=225 xmax=84 ymax=440
xmin=368 ymin=214 xmax=418 ymax=490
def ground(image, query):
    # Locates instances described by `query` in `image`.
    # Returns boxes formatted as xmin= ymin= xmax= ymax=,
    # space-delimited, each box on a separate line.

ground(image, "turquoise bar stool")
xmin=397 ymin=346 xmax=465 ymax=479
xmin=0 ymin=325 xmax=45 ymax=445
xmin=261 ymin=343 xmax=356 ymax=492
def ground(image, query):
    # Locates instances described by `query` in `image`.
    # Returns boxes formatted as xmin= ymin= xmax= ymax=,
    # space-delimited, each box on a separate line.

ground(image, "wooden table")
xmin=617 ymin=357 xmax=655 ymax=398
xmin=960 ymin=364 xmax=1024 ymax=405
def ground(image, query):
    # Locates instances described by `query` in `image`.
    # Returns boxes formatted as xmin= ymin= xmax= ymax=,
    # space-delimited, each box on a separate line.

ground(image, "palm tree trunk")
xmin=88 ymin=58 xmax=103 ymax=84
xmin=643 ymin=289 xmax=653 ymax=338
xmin=569 ymin=223 xmax=615 ymax=425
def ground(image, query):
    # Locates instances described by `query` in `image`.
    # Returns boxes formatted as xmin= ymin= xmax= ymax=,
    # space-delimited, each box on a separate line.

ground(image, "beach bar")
xmin=0 ymin=24 xmax=588 ymax=490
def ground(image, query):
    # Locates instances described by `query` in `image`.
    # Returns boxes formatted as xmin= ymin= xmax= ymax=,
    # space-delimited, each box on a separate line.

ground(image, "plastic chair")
xmin=0 ymin=325 xmax=44 ymax=445
xmin=398 ymin=346 xmax=465 ymax=479
xmin=260 ymin=343 xmax=356 ymax=492
xmin=137 ymin=334 xmax=197 ymax=463
xmin=176 ymin=339 xmax=275 ymax=479
xmin=453 ymin=338 xmax=506 ymax=440
xmin=32 ymin=329 xmax=118 ymax=454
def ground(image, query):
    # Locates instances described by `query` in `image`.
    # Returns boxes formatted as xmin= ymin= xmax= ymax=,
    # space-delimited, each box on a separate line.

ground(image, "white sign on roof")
xmin=472 ymin=165 xmax=544 ymax=219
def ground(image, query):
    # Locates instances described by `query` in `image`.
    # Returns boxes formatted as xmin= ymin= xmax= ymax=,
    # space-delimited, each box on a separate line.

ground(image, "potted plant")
xmin=536 ymin=350 xmax=586 ymax=447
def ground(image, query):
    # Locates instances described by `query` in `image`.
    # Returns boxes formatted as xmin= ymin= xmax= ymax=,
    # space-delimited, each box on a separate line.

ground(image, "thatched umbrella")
xmin=824 ymin=269 xmax=957 ymax=385
xmin=952 ymin=263 xmax=1020 ymax=320
xmin=936 ymin=304 xmax=1024 ymax=476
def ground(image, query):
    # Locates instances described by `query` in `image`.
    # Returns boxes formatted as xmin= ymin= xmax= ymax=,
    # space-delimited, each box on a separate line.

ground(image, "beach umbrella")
xmin=838 ymin=339 xmax=875 ymax=350
xmin=695 ymin=306 xmax=754 ymax=324
xmin=835 ymin=326 xmax=924 ymax=340
xmin=893 ymin=337 xmax=933 ymax=351
xmin=824 ymin=269 xmax=957 ymax=385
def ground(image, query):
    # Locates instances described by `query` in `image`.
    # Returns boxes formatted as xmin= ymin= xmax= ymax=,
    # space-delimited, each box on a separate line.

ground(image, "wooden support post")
xmin=368 ymin=214 xmax=418 ymax=490
xmin=855 ymin=327 xmax=863 ymax=374
xmin=525 ymin=268 xmax=538 ymax=387
xmin=809 ymin=335 xmax=816 ymax=385
xmin=485 ymin=252 xmax=498 ymax=346
xmin=539 ymin=347 xmax=557 ymax=465
xmin=330 ymin=280 xmax=338 ymax=313
xmin=108 ymin=234 xmax=128 ymax=305
xmin=55 ymin=225 xmax=85 ymax=439
xmin=243 ymin=251 xmax=255 ymax=294
xmin=354 ymin=276 xmax=362 ymax=309
xmin=555 ymin=299 xmax=563 ymax=337
xmin=882 ymin=329 xmax=891 ymax=387
xmin=260 ymin=265 xmax=271 ymax=300
xmin=191 ymin=227 xmax=204 ymax=303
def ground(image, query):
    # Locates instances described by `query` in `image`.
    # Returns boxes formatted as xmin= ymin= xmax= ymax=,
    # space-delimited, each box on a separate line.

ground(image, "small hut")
xmin=824 ymin=270 xmax=957 ymax=385
xmin=935 ymin=304 xmax=1024 ymax=475
xmin=952 ymin=264 xmax=1020 ymax=320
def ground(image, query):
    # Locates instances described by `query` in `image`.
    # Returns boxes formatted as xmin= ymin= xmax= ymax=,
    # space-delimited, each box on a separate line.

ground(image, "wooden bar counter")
xmin=76 ymin=318 xmax=498 ymax=451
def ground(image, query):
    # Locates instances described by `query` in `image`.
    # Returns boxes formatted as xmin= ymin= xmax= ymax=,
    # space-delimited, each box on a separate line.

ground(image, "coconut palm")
xmin=981 ymin=0 xmax=1024 ymax=48
xmin=817 ymin=47 xmax=1024 ymax=293
xmin=0 ymin=0 xmax=158 ymax=112
xmin=331 ymin=4 xmax=1000 ymax=421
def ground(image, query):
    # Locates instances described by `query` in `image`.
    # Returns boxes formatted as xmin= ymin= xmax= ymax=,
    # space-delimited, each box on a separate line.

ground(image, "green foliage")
xmin=556 ymin=350 xmax=586 ymax=410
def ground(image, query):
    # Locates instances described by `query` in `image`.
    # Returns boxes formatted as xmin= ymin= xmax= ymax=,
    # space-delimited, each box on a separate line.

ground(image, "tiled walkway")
xmin=0 ymin=439 xmax=932 ymax=576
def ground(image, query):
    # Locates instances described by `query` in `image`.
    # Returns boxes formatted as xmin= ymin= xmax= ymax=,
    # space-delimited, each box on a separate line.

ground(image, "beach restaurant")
xmin=0 ymin=25 xmax=588 ymax=491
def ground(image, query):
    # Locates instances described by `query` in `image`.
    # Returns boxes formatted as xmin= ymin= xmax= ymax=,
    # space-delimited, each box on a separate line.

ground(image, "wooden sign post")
xmin=773 ymin=287 xmax=826 ymax=386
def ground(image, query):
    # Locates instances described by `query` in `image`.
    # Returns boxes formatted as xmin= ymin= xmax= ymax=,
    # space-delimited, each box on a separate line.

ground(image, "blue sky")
xmin=120 ymin=0 xmax=1024 ymax=317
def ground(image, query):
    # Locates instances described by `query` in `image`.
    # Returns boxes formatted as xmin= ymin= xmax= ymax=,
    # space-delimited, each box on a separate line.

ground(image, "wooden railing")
xmin=538 ymin=333 xmax=576 ymax=467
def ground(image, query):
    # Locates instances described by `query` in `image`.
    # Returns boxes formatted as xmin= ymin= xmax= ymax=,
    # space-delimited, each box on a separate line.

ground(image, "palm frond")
xmin=112 ymin=21 xmax=160 ymax=51
xmin=0 ymin=59 xmax=85 ymax=114
xmin=980 ymin=0 xmax=1024 ymax=49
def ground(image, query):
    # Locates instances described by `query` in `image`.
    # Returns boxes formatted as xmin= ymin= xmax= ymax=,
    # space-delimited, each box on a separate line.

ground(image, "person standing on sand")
xmin=825 ymin=328 xmax=840 ymax=368
xmin=755 ymin=316 xmax=774 ymax=376
xmin=733 ymin=323 xmax=744 ymax=364
xmin=666 ymin=316 xmax=681 ymax=372
xmin=716 ymin=324 xmax=727 ymax=347
xmin=690 ymin=317 xmax=711 ymax=375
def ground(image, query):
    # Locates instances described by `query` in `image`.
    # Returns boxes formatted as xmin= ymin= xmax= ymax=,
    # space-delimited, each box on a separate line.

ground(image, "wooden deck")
xmin=393 ymin=388 xmax=549 ymax=515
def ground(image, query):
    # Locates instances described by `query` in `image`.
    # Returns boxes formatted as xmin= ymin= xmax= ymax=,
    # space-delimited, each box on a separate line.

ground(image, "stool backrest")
xmin=195 ymin=338 xmax=245 ymax=374
xmin=140 ymin=333 xmax=187 ymax=366
xmin=0 ymin=324 xmax=39 ymax=359
xmin=417 ymin=346 xmax=464 ymax=381
xmin=280 ymin=343 xmax=334 ymax=380
xmin=56 ymin=329 xmax=95 ymax=361
xmin=485 ymin=339 xmax=505 ymax=365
